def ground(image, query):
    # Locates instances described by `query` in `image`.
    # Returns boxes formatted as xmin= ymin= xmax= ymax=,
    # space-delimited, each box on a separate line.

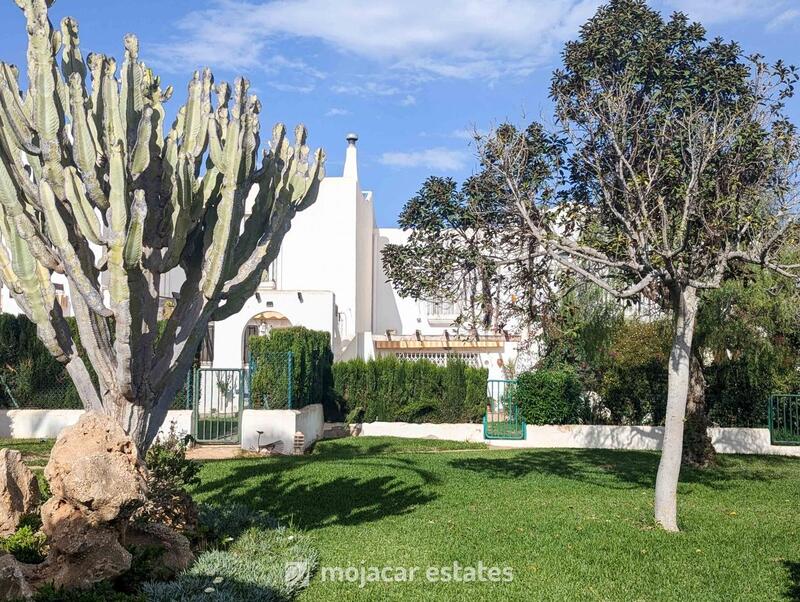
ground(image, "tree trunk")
xmin=682 ymin=350 xmax=716 ymax=468
xmin=103 ymin=394 xmax=152 ymax=456
xmin=654 ymin=285 xmax=699 ymax=532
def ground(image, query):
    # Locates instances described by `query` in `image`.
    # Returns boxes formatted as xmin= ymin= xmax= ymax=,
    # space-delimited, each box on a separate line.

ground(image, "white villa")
xmin=0 ymin=134 xmax=518 ymax=380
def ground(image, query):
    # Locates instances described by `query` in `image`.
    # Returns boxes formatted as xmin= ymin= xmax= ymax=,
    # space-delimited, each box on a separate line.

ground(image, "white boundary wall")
xmin=351 ymin=422 xmax=800 ymax=457
xmin=240 ymin=404 xmax=324 ymax=454
xmin=0 ymin=407 xmax=323 ymax=456
xmin=3 ymin=409 xmax=797 ymax=457
xmin=0 ymin=409 xmax=192 ymax=441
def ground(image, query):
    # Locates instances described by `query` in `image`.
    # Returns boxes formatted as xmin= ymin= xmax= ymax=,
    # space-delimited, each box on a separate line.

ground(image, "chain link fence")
xmin=0 ymin=363 xmax=83 ymax=409
xmin=248 ymin=351 xmax=294 ymax=409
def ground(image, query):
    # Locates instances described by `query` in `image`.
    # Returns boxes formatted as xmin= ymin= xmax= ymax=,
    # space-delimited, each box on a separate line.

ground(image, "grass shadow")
xmin=785 ymin=561 xmax=800 ymax=601
xmin=192 ymin=454 xmax=437 ymax=530
xmin=448 ymin=448 xmax=795 ymax=491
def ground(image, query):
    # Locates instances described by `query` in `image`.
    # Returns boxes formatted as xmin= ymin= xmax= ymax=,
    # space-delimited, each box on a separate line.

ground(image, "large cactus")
xmin=0 ymin=0 xmax=325 ymax=449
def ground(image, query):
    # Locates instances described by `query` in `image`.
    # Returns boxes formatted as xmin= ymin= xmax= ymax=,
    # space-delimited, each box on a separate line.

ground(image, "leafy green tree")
xmin=484 ymin=0 xmax=800 ymax=530
xmin=382 ymin=124 xmax=564 ymax=340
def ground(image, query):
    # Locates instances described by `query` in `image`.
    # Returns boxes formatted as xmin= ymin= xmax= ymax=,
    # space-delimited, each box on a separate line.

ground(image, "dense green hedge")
xmin=515 ymin=368 xmax=585 ymax=424
xmin=249 ymin=327 xmax=334 ymax=412
xmin=0 ymin=314 xmax=83 ymax=408
xmin=333 ymin=357 xmax=488 ymax=423
xmin=0 ymin=314 xmax=191 ymax=409
xmin=593 ymin=320 xmax=671 ymax=425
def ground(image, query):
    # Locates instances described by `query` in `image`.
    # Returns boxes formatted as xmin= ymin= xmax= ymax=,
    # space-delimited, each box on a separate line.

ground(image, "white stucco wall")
xmin=356 ymin=421 xmax=485 ymax=443
xmin=279 ymin=175 xmax=365 ymax=359
xmin=350 ymin=422 xmax=800 ymax=456
xmin=0 ymin=409 xmax=192 ymax=441
xmin=212 ymin=290 xmax=335 ymax=368
xmin=240 ymin=404 xmax=324 ymax=454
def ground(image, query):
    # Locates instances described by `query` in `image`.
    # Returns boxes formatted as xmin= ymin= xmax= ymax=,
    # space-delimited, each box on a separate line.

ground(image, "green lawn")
xmin=2 ymin=435 xmax=799 ymax=600
xmin=192 ymin=437 xmax=800 ymax=601
xmin=0 ymin=438 xmax=52 ymax=467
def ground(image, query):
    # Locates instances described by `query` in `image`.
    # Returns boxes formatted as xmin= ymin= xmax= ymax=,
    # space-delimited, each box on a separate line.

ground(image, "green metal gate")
xmin=187 ymin=353 xmax=294 ymax=442
xmin=190 ymin=368 xmax=245 ymax=444
xmin=484 ymin=379 xmax=526 ymax=440
xmin=769 ymin=394 xmax=800 ymax=445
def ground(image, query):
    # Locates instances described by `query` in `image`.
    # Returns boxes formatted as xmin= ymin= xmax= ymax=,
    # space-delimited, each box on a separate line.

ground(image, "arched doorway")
xmin=241 ymin=310 xmax=292 ymax=364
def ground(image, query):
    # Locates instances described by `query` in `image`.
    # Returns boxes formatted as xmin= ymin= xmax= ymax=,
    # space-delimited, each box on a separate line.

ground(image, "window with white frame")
xmin=425 ymin=299 xmax=460 ymax=320
xmin=261 ymin=258 xmax=279 ymax=286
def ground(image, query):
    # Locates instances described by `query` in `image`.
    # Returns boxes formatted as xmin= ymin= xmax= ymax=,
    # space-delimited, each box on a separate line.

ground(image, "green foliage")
xmin=113 ymin=545 xmax=168 ymax=593
xmin=0 ymin=314 xmax=191 ymax=409
xmin=594 ymin=320 xmax=671 ymax=425
xmin=249 ymin=327 xmax=334 ymax=414
xmin=195 ymin=503 xmax=279 ymax=550
xmin=0 ymin=523 xmax=46 ymax=564
xmin=333 ymin=357 xmax=488 ymax=423
xmin=699 ymin=266 xmax=800 ymax=426
xmin=0 ymin=314 xmax=83 ymax=408
xmin=29 ymin=583 xmax=144 ymax=602
xmin=134 ymin=423 xmax=199 ymax=531
xmin=145 ymin=423 xmax=200 ymax=489
xmin=516 ymin=369 xmax=585 ymax=424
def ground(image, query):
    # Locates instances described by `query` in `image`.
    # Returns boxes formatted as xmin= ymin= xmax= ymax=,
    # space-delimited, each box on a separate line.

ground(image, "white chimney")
xmin=343 ymin=132 xmax=358 ymax=180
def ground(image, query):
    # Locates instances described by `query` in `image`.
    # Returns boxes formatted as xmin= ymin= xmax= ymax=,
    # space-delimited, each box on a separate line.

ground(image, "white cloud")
xmin=150 ymin=0 xmax=605 ymax=80
xmin=325 ymin=107 xmax=350 ymax=116
xmin=379 ymin=147 xmax=470 ymax=171
xmin=331 ymin=81 xmax=402 ymax=97
xmin=660 ymin=0 xmax=788 ymax=24
xmin=267 ymin=81 xmax=315 ymax=93
xmin=450 ymin=127 xmax=488 ymax=141
xmin=767 ymin=7 xmax=800 ymax=30
xmin=400 ymin=94 xmax=416 ymax=106
xmin=262 ymin=54 xmax=326 ymax=80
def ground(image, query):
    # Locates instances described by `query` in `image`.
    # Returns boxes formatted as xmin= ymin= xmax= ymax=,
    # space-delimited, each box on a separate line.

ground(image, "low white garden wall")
xmin=348 ymin=421 xmax=800 ymax=456
xmin=0 ymin=409 xmax=192 ymax=441
xmin=240 ymin=404 xmax=323 ymax=454
xmin=355 ymin=421 xmax=485 ymax=443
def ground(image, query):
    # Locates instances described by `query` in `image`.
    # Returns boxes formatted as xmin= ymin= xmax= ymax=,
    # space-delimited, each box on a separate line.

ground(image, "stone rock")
xmin=23 ymin=412 xmax=148 ymax=593
xmin=124 ymin=522 xmax=194 ymax=578
xmin=0 ymin=554 xmax=35 ymax=601
xmin=35 ymin=525 xmax=131 ymax=590
xmin=44 ymin=412 xmax=148 ymax=522
xmin=0 ymin=449 xmax=41 ymax=537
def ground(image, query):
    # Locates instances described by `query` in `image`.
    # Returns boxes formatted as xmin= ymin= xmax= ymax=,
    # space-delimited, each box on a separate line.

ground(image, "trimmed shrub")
xmin=516 ymin=369 xmax=584 ymax=424
xmin=249 ymin=327 xmax=334 ymax=414
xmin=0 ymin=314 xmax=83 ymax=408
xmin=594 ymin=319 xmax=671 ymax=425
xmin=333 ymin=357 xmax=488 ymax=423
xmin=0 ymin=314 xmax=192 ymax=409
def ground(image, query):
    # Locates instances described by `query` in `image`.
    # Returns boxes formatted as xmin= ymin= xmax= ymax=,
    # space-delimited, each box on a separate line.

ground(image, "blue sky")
xmin=0 ymin=0 xmax=798 ymax=226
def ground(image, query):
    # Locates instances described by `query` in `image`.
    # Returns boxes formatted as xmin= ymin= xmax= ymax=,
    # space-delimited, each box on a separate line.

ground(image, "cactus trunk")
xmin=0 ymin=0 xmax=325 ymax=451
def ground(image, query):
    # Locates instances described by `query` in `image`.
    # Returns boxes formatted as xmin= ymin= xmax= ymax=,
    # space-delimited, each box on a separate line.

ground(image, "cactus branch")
xmin=0 ymin=1 xmax=325 ymax=450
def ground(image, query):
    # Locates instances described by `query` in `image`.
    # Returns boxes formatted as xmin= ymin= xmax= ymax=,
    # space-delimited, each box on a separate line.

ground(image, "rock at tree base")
xmin=9 ymin=412 xmax=151 ymax=596
xmin=124 ymin=522 xmax=194 ymax=579
xmin=45 ymin=412 xmax=148 ymax=522
xmin=0 ymin=449 xmax=41 ymax=537
xmin=0 ymin=554 xmax=35 ymax=600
